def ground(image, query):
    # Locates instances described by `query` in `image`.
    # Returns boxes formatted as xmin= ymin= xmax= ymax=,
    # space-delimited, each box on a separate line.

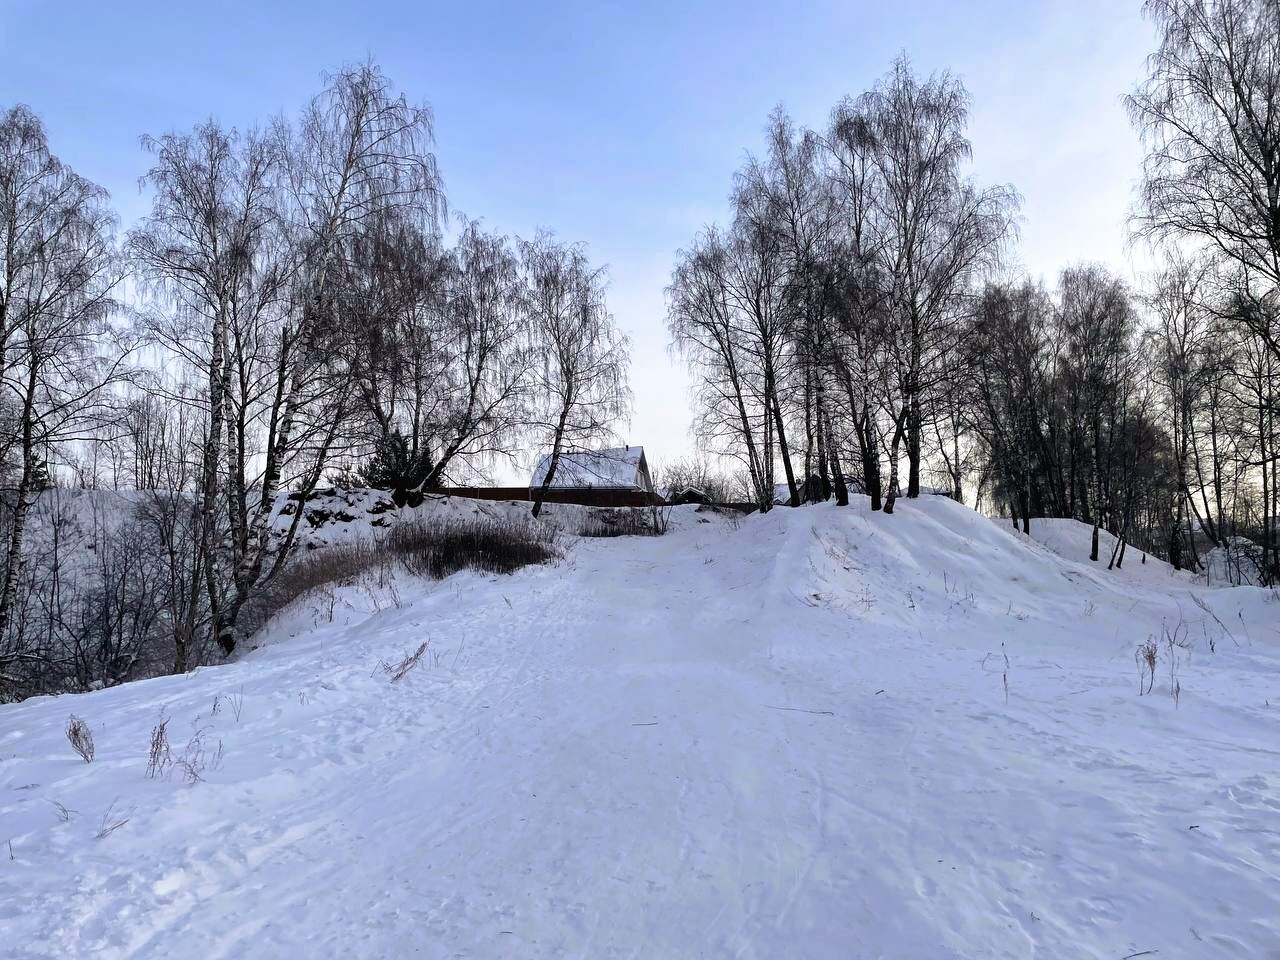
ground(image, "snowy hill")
xmin=1 ymin=495 xmax=1278 ymax=958
xmin=1022 ymin=516 xmax=1196 ymax=587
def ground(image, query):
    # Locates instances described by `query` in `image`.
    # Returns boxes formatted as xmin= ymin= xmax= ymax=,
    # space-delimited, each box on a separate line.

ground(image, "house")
xmin=671 ymin=486 xmax=710 ymax=505
xmin=530 ymin=445 xmax=655 ymax=495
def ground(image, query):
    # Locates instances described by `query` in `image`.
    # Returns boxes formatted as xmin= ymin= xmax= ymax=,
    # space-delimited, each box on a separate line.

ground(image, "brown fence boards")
xmin=434 ymin=486 xmax=666 ymax=508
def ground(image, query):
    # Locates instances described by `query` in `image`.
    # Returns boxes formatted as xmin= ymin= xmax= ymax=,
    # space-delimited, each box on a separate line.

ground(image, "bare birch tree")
xmin=0 ymin=106 xmax=123 ymax=696
xmin=1130 ymin=0 xmax=1280 ymax=313
xmin=668 ymin=227 xmax=773 ymax=510
xmin=522 ymin=234 xmax=630 ymax=518
xmin=131 ymin=63 xmax=444 ymax=655
xmin=863 ymin=57 xmax=1017 ymax=512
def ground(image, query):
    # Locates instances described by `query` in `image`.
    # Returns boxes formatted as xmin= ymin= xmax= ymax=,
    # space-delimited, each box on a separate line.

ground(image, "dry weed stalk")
xmin=95 ymin=801 xmax=129 ymax=840
xmin=1136 ymin=638 xmax=1158 ymax=695
xmin=146 ymin=719 xmax=171 ymax=779
xmin=66 ymin=715 xmax=94 ymax=764
xmin=382 ymin=640 xmax=431 ymax=683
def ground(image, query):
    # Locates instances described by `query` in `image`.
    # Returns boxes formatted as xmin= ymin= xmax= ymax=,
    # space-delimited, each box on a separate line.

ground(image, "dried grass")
xmin=380 ymin=640 xmax=430 ymax=683
xmin=66 ymin=715 xmax=94 ymax=764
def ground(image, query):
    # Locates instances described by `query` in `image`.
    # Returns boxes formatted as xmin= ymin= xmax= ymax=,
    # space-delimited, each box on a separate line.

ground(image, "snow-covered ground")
xmin=2 ymin=495 xmax=1278 ymax=958
xmin=1023 ymin=516 xmax=1198 ymax=587
xmin=277 ymin=487 xmax=608 ymax=549
xmin=1202 ymin=537 xmax=1271 ymax=588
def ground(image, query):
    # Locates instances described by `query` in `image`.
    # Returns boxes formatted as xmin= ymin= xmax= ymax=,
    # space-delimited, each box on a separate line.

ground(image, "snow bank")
xmin=1 ymin=494 xmax=1277 ymax=958
xmin=1202 ymin=536 xmax=1268 ymax=587
xmin=1023 ymin=516 xmax=1195 ymax=588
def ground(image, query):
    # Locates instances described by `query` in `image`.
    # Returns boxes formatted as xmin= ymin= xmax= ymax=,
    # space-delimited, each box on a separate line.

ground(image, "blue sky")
xmin=0 ymin=0 xmax=1157 ymax=473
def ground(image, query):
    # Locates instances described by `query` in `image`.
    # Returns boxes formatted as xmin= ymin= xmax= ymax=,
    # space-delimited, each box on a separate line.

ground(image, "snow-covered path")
xmin=2 ymin=498 xmax=1278 ymax=958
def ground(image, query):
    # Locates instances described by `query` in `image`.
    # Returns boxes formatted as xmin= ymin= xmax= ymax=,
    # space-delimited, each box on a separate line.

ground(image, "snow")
xmin=2 ymin=495 xmax=1278 ymax=958
xmin=1202 ymin=537 xmax=1268 ymax=588
xmin=529 ymin=445 xmax=651 ymax=490
xmin=1026 ymin=516 xmax=1272 ymax=589
xmin=275 ymin=487 xmax=600 ymax=551
xmin=1023 ymin=516 xmax=1198 ymax=588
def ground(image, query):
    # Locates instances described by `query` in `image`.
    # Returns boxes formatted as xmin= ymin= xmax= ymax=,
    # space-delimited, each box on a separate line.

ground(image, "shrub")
xmin=239 ymin=541 xmax=383 ymax=637
xmin=244 ymin=516 xmax=557 ymax=638
xmin=387 ymin=517 xmax=558 ymax=578
xmin=577 ymin=506 xmax=669 ymax=538
xmin=256 ymin=542 xmax=383 ymax=620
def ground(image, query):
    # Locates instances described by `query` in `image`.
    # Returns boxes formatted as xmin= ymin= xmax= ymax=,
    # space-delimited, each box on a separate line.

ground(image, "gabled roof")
xmin=530 ymin=446 xmax=650 ymax=490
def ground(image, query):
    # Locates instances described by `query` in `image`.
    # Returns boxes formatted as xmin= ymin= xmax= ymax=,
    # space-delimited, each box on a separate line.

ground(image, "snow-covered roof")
xmin=530 ymin=446 xmax=652 ymax=491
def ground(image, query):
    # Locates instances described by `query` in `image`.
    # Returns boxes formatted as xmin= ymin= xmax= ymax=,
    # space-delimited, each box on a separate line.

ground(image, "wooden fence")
xmin=434 ymin=486 xmax=666 ymax=508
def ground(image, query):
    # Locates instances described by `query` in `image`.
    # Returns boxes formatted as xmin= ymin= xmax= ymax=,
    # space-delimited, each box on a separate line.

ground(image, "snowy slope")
xmin=1023 ymin=516 xmax=1197 ymax=587
xmin=1027 ymin=515 xmax=1273 ymax=589
xmin=277 ymin=487 xmax=604 ymax=550
xmin=1 ymin=496 xmax=1278 ymax=959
